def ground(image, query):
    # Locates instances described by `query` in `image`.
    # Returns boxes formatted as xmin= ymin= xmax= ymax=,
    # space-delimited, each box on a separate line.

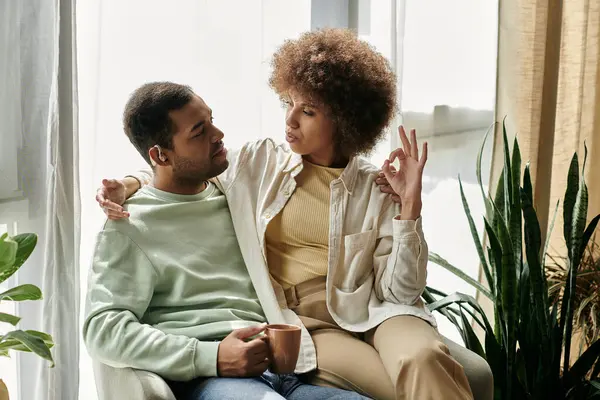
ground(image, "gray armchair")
xmin=92 ymin=338 xmax=492 ymax=400
xmin=92 ymin=360 xmax=176 ymax=400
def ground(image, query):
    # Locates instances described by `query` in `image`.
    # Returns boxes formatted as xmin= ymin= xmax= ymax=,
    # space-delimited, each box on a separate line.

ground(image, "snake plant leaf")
xmin=495 ymin=202 xmax=517 ymax=388
xmin=422 ymin=288 xmax=465 ymax=342
xmin=563 ymin=154 xmax=579 ymax=254
xmin=422 ymin=287 xmax=459 ymax=326
xmin=477 ymin=123 xmax=496 ymax=216
xmin=543 ymin=200 xmax=560 ymax=267
xmin=510 ymin=136 xmax=523 ymax=280
xmin=515 ymin=349 xmax=529 ymax=394
xmin=426 ymin=292 xmax=494 ymax=335
xmin=429 ymin=251 xmax=493 ymax=300
xmin=458 ymin=176 xmax=495 ymax=295
xmin=521 ymin=186 xmax=549 ymax=335
xmin=486 ymin=171 xmax=504 ymax=231
xmin=485 ymin=218 xmax=507 ymax=345
xmin=493 ymin=171 xmax=505 ymax=229
xmin=485 ymin=331 xmax=505 ymax=399
xmin=581 ymin=214 xmax=600 ymax=268
xmin=502 ymin=120 xmax=512 ymax=224
xmin=567 ymin=339 xmax=600 ymax=386
xmin=458 ymin=305 xmax=486 ymax=359
xmin=564 ymin=145 xmax=590 ymax=372
xmin=592 ymin=358 xmax=600 ymax=379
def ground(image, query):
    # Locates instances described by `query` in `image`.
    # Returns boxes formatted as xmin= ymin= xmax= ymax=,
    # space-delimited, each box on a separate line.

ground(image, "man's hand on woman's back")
xmin=96 ymin=176 xmax=143 ymax=220
xmin=96 ymin=178 xmax=129 ymax=220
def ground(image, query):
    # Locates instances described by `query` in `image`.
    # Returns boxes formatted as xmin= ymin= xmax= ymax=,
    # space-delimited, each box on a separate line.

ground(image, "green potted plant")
xmin=0 ymin=233 xmax=54 ymax=400
xmin=546 ymin=236 xmax=600 ymax=352
xmin=422 ymin=121 xmax=600 ymax=399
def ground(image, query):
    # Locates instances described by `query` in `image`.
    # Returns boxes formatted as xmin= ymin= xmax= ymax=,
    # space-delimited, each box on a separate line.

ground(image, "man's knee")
xmin=194 ymin=377 xmax=281 ymax=400
xmin=323 ymin=389 xmax=369 ymax=400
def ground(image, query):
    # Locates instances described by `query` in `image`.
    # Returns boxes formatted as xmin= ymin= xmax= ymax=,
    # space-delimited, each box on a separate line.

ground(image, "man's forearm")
xmin=83 ymin=310 xmax=220 ymax=381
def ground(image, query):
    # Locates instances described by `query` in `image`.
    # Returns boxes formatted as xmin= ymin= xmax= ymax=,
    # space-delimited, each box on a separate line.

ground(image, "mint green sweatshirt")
xmin=83 ymin=183 xmax=266 ymax=381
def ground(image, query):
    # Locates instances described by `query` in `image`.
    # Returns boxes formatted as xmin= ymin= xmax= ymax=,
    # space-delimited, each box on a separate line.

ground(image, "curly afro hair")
xmin=269 ymin=28 xmax=397 ymax=159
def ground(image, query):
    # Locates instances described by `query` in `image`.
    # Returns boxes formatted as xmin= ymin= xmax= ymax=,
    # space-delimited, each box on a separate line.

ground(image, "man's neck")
xmin=152 ymin=175 xmax=208 ymax=195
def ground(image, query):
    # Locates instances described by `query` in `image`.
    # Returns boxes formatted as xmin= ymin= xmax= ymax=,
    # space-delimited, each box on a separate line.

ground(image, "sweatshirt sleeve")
xmin=83 ymin=229 xmax=220 ymax=380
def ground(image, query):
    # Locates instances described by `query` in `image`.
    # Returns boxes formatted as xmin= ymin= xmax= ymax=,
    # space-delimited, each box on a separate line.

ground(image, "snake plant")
xmin=424 ymin=121 xmax=600 ymax=399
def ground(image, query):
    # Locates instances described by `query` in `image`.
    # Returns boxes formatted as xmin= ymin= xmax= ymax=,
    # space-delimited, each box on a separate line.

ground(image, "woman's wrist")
xmin=123 ymin=176 xmax=142 ymax=197
xmin=396 ymin=201 xmax=422 ymax=221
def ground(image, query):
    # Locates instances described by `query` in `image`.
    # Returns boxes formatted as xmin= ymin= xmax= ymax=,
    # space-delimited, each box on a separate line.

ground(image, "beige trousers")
xmin=286 ymin=278 xmax=475 ymax=400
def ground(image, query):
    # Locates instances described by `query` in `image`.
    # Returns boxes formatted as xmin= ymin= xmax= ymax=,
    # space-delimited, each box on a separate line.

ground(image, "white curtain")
xmin=37 ymin=1 xmax=81 ymax=398
xmin=0 ymin=0 xmax=80 ymax=399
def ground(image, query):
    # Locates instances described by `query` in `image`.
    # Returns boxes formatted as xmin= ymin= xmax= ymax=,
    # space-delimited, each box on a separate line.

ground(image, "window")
xmin=399 ymin=0 xmax=498 ymax=340
xmin=0 ymin=1 xmax=23 ymax=201
xmin=76 ymin=1 xmax=498 ymax=397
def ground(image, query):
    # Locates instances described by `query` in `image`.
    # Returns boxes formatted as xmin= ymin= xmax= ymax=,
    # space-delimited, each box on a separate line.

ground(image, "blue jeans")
xmin=168 ymin=371 xmax=370 ymax=400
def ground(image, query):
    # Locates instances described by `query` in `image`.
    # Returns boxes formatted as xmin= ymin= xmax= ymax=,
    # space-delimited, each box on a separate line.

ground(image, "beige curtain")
xmin=474 ymin=0 xmax=600 ymax=337
xmin=493 ymin=0 xmax=600 ymax=259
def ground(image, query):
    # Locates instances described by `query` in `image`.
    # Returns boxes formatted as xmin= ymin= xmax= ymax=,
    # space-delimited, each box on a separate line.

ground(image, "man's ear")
xmin=148 ymin=145 xmax=169 ymax=167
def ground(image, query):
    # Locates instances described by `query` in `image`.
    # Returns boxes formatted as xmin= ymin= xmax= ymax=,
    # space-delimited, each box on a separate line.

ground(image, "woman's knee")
xmin=398 ymin=339 xmax=450 ymax=369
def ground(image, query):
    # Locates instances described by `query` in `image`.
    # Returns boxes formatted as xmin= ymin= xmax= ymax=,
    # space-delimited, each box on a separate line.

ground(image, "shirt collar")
xmin=284 ymin=150 xmax=359 ymax=194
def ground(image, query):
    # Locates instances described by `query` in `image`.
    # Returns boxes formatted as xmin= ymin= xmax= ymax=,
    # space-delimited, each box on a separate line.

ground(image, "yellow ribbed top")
xmin=266 ymin=160 xmax=344 ymax=289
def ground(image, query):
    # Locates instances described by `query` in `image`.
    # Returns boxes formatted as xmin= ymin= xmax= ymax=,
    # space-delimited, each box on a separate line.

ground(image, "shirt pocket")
xmin=332 ymin=272 xmax=374 ymax=324
xmin=338 ymin=229 xmax=376 ymax=291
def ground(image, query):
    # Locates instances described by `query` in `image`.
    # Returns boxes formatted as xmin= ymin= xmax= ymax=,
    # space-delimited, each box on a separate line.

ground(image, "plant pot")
xmin=0 ymin=379 xmax=9 ymax=400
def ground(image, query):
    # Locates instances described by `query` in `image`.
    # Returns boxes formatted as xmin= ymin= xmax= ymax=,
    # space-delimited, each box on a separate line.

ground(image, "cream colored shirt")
xmin=266 ymin=160 xmax=343 ymax=289
xmin=132 ymin=139 xmax=436 ymax=374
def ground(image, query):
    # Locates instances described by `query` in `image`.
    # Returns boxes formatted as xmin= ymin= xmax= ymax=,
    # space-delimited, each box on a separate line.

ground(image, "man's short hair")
xmin=123 ymin=82 xmax=195 ymax=165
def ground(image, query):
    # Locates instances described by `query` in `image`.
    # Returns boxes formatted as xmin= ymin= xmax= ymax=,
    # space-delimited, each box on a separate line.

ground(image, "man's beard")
xmin=172 ymin=155 xmax=228 ymax=187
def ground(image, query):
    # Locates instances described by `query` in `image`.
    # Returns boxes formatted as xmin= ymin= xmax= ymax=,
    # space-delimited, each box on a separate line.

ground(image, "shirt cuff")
xmin=392 ymin=216 xmax=423 ymax=239
xmin=193 ymin=341 xmax=221 ymax=377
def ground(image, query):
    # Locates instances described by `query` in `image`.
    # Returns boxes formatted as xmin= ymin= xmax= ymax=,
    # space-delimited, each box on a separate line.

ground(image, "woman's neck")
xmin=303 ymin=153 xmax=348 ymax=168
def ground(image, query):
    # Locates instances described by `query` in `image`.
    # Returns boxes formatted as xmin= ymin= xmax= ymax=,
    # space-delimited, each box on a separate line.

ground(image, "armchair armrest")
xmin=92 ymin=360 xmax=176 ymax=400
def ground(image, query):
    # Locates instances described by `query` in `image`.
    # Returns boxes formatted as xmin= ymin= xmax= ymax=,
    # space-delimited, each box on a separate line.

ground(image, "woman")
xmin=98 ymin=29 xmax=491 ymax=400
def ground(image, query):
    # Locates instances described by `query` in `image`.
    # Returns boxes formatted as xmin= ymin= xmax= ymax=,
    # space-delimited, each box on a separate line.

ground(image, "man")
xmin=83 ymin=82 xmax=365 ymax=400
